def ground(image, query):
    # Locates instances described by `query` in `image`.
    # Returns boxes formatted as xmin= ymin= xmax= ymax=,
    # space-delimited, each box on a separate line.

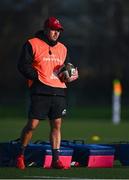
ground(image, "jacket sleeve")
xmin=17 ymin=41 xmax=38 ymax=80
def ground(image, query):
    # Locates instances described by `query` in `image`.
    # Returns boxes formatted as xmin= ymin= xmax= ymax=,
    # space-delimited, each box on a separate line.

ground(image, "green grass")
xmin=0 ymin=106 xmax=129 ymax=179
xmin=1 ymin=166 xmax=129 ymax=179
xmin=0 ymin=117 xmax=129 ymax=143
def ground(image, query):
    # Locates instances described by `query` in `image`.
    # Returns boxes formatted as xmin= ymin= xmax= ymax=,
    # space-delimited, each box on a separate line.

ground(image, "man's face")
xmin=47 ymin=29 xmax=61 ymax=41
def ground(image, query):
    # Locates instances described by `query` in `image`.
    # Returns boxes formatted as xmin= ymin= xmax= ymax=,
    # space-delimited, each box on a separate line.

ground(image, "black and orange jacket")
xmin=18 ymin=31 xmax=68 ymax=96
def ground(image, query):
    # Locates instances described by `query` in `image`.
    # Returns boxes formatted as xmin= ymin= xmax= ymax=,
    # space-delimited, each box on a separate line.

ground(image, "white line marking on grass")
xmin=24 ymin=176 xmax=90 ymax=179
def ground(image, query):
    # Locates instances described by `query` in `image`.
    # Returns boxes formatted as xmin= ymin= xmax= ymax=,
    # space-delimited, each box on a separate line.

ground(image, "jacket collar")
xmin=35 ymin=30 xmax=57 ymax=47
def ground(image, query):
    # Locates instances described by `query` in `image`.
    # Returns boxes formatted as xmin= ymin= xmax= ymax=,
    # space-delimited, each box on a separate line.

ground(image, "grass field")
xmin=0 ymin=105 xmax=129 ymax=179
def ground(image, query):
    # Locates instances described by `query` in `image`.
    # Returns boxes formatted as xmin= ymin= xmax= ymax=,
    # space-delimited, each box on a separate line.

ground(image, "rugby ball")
xmin=58 ymin=63 xmax=75 ymax=82
xmin=65 ymin=63 xmax=76 ymax=77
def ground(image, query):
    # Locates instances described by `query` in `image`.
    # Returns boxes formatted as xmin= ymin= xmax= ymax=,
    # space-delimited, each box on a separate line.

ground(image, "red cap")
xmin=44 ymin=17 xmax=64 ymax=31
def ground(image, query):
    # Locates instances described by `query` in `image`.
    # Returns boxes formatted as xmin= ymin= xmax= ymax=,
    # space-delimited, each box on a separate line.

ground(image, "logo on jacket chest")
xmin=43 ymin=54 xmax=62 ymax=63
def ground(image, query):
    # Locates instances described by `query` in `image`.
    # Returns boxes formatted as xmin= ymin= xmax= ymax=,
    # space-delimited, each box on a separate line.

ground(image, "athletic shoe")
xmin=51 ymin=160 xmax=65 ymax=169
xmin=16 ymin=154 xmax=25 ymax=170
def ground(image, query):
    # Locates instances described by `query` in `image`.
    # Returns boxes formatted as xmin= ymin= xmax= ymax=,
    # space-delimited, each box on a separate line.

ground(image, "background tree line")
xmin=0 ymin=0 xmax=129 ymax=106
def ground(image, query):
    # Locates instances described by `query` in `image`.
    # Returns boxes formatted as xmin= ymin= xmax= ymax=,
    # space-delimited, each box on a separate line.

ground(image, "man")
xmin=16 ymin=16 xmax=78 ymax=169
